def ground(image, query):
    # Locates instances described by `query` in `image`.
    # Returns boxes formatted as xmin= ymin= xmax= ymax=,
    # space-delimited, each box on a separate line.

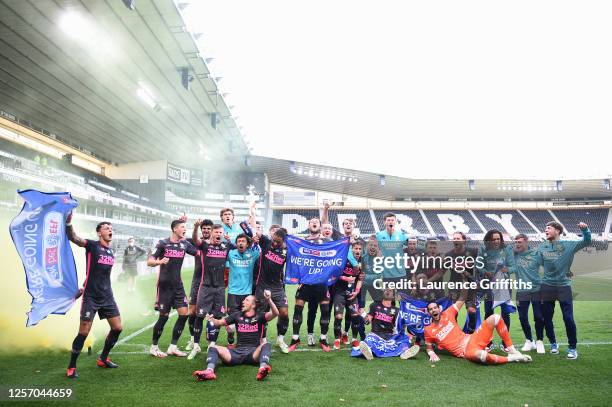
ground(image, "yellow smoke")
xmin=0 ymin=214 xmax=101 ymax=352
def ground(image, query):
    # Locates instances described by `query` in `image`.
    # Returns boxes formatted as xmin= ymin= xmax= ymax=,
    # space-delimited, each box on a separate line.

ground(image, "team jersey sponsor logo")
xmin=164 ymin=248 xmax=185 ymax=258
xmin=435 ymin=321 xmax=455 ymax=341
xmin=231 ymin=258 xmax=253 ymax=267
xmin=207 ymin=248 xmax=227 ymax=258
xmin=98 ymin=255 xmax=114 ymax=265
xmin=374 ymin=311 xmax=393 ymax=323
xmin=237 ymin=323 xmax=260 ymax=333
xmin=265 ymin=251 xmax=285 ymax=265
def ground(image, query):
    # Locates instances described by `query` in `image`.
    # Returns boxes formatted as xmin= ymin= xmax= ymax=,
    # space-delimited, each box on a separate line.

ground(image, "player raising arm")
xmin=65 ymin=212 xmax=122 ymax=378
xmin=193 ymin=290 xmax=279 ymax=381
xmin=424 ymin=291 xmax=532 ymax=365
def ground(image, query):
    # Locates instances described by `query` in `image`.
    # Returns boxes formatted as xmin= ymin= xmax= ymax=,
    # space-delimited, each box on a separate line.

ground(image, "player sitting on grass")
xmin=355 ymin=289 xmax=420 ymax=360
xmin=193 ymin=290 xmax=278 ymax=382
xmin=424 ymin=293 xmax=532 ymax=365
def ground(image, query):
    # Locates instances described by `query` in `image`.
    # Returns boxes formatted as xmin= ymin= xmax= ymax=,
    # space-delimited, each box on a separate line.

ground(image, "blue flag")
xmin=9 ymin=190 xmax=79 ymax=326
xmin=285 ymin=236 xmax=349 ymax=286
xmin=351 ymin=333 xmax=412 ymax=358
xmin=396 ymin=295 xmax=453 ymax=336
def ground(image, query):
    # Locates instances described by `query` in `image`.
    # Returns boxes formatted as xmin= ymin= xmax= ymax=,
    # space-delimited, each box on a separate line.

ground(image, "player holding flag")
xmin=65 ymin=212 xmax=122 ymax=378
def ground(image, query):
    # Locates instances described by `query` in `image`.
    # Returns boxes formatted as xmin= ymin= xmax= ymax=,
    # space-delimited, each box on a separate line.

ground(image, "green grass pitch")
xmin=1 ymin=272 xmax=611 ymax=407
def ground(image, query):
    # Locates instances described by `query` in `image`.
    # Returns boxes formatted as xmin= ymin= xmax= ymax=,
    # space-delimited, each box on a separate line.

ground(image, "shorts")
xmin=227 ymin=293 xmax=249 ymax=314
xmin=81 ymin=296 xmax=120 ymax=321
xmin=155 ymin=283 xmax=188 ymax=312
xmin=195 ymin=286 xmax=226 ymax=318
xmin=123 ymin=265 xmax=137 ymax=277
xmin=255 ymin=286 xmax=288 ymax=310
xmin=296 ymin=284 xmax=330 ymax=303
xmin=224 ymin=346 xmax=259 ymax=366
xmin=516 ymin=290 xmax=542 ymax=303
xmin=448 ymin=285 xmax=477 ymax=309
xmin=189 ymin=278 xmax=201 ymax=306
xmin=333 ymin=291 xmax=358 ymax=316
xmin=464 ymin=321 xmax=495 ymax=361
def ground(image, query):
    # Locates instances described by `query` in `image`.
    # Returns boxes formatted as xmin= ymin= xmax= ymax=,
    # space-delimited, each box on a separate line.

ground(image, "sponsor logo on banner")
xmin=298 ymin=247 xmax=337 ymax=257
xmin=43 ymin=211 xmax=63 ymax=288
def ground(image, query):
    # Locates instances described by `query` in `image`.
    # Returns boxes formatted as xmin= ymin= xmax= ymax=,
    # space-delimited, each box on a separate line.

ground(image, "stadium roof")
xmin=224 ymin=155 xmax=612 ymax=201
xmin=0 ymin=0 xmax=246 ymax=166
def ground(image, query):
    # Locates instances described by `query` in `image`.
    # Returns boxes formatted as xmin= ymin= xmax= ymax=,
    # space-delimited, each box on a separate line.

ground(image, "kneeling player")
xmin=424 ymin=295 xmax=532 ymax=364
xmin=193 ymin=290 xmax=279 ymax=381
xmin=65 ymin=213 xmax=122 ymax=378
xmin=355 ymin=289 xmax=419 ymax=360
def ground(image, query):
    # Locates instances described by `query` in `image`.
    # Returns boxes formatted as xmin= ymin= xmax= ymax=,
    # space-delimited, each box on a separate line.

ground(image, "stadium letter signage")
xmin=285 ymin=236 xmax=349 ymax=286
xmin=9 ymin=190 xmax=79 ymax=326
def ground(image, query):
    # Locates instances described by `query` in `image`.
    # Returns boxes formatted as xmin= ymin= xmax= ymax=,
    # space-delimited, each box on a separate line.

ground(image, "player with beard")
xmin=65 ymin=213 xmax=122 ymax=378
xmin=148 ymin=217 xmax=198 ymax=358
xmin=333 ymin=241 xmax=365 ymax=350
xmin=189 ymin=223 xmax=235 ymax=356
xmin=322 ymin=201 xmax=366 ymax=341
xmin=224 ymin=234 xmax=260 ymax=353
xmin=478 ymin=229 xmax=513 ymax=352
xmin=122 ymin=237 xmax=146 ymax=293
xmin=357 ymin=289 xmax=419 ymax=360
xmin=289 ymin=217 xmax=334 ymax=352
xmin=424 ymin=293 xmax=532 ymax=365
xmin=249 ymin=214 xmax=291 ymax=353
xmin=445 ymin=231 xmax=479 ymax=333
xmin=412 ymin=239 xmax=445 ymax=300
xmin=539 ymin=221 xmax=590 ymax=359
xmin=185 ymin=219 xmax=213 ymax=353
xmin=193 ymin=291 xmax=278 ymax=381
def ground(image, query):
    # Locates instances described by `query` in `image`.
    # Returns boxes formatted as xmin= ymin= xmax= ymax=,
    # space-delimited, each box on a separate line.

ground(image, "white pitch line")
xmin=106 ymin=311 xmax=178 ymax=351
xmin=108 ymin=341 xmax=612 ymax=356
xmin=107 ymin=314 xmax=612 ymax=353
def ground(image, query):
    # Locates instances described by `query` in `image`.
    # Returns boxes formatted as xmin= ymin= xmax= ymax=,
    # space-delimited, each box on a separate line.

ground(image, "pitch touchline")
xmin=107 ymin=341 xmax=612 ymax=356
